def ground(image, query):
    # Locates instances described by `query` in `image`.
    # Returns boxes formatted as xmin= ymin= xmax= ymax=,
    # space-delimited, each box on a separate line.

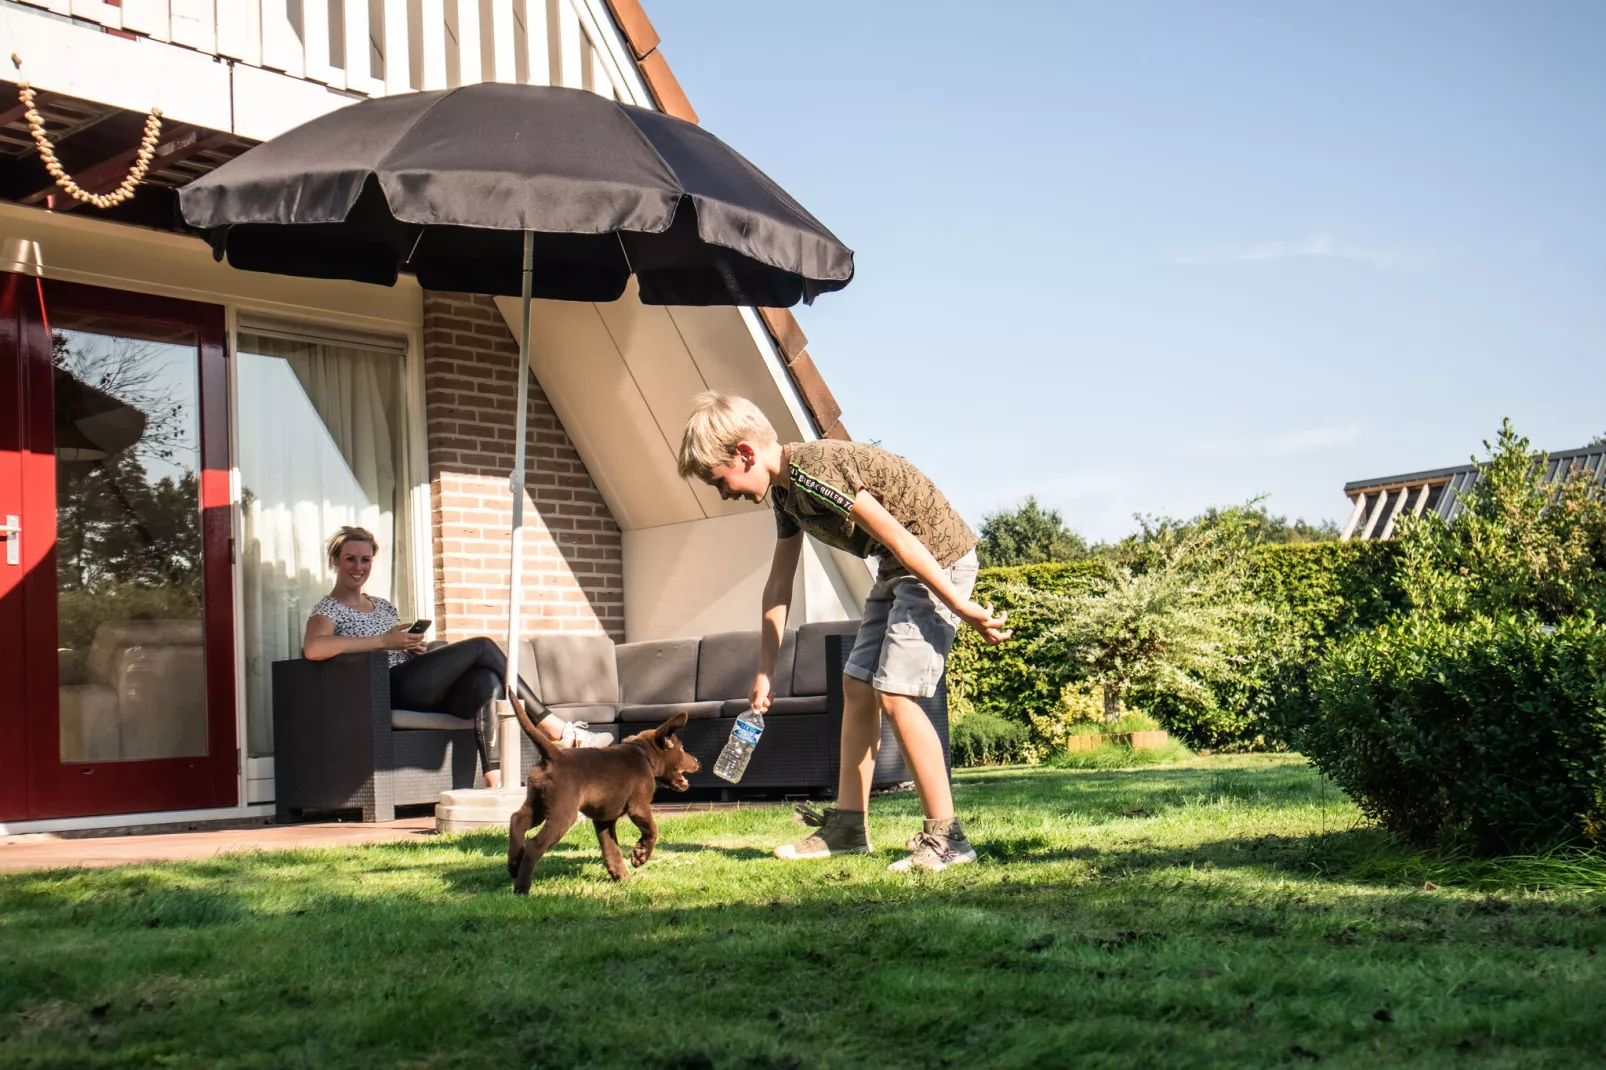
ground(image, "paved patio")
xmin=0 ymin=799 xmax=784 ymax=873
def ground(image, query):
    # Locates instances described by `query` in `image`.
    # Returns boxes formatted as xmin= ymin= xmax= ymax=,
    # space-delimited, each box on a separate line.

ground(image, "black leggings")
xmin=389 ymin=637 xmax=546 ymax=772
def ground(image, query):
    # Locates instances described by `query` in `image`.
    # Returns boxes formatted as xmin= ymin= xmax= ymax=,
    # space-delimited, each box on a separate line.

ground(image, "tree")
xmin=1396 ymin=419 xmax=1606 ymax=624
xmin=977 ymin=497 xmax=1087 ymax=567
xmin=1018 ymin=509 xmax=1269 ymax=722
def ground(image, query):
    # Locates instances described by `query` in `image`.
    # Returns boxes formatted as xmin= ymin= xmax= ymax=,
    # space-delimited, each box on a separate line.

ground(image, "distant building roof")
xmin=1340 ymin=443 xmax=1606 ymax=541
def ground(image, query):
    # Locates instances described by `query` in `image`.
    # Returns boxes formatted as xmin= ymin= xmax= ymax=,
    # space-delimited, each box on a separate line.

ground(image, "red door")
xmin=0 ymin=273 xmax=236 ymax=821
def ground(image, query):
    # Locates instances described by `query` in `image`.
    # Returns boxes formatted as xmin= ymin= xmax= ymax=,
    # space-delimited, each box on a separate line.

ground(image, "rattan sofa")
xmin=271 ymin=620 xmax=951 ymax=821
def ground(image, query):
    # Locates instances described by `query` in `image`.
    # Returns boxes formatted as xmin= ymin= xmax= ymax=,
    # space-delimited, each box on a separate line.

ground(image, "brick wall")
xmin=422 ymin=291 xmax=624 ymax=642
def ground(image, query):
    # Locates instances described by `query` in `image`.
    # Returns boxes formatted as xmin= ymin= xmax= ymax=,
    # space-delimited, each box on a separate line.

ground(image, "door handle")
xmin=0 ymin=515 xmax=17 ymax=566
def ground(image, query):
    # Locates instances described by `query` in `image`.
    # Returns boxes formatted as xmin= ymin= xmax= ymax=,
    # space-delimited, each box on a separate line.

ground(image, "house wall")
xmin=422 ymin=292 xmax=624 ymax=641
xmin=0 ymin=0 xmax=870 ymax=831
xmin=0 ymin=202 xmax=432 ymax=830
xmin=490 ymin=290 xmax=869 ymax=641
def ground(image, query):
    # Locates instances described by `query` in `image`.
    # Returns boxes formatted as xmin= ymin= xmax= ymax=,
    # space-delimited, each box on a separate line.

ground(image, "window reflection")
xmin=52 ymin=316 xmax=207 ymax=762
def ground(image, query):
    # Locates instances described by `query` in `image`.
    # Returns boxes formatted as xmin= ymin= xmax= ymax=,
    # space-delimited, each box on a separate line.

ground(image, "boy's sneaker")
xmin=889 ymin=818 xmax=976 ymax=873
xmin=559 ymin=721 xmax=612 ymax=748
xmin=773 ymin=805 xmax=871 ymax=859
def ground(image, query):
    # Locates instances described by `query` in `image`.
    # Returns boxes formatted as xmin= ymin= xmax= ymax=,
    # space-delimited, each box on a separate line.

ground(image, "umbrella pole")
xmin=500 ymin=231 xmax=537 ymax=784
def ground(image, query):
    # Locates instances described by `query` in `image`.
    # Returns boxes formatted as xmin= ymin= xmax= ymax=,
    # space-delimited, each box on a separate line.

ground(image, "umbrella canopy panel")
xmin=179 ymin=84 xmax=854 ymax=307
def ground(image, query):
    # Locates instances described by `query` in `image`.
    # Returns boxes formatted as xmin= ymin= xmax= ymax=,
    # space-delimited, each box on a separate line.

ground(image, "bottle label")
xmin=730 ymin=720 xmax=763 ymax=745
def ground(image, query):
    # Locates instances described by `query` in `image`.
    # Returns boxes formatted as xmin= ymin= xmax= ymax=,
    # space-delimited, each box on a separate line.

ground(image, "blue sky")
xmin=650 ymin=1 xmax=1606 ymax=542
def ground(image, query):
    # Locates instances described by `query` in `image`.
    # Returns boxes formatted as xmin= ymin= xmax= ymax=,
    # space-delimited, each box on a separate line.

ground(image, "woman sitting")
xmin=302 ymin=526 xmax=610 ymax=788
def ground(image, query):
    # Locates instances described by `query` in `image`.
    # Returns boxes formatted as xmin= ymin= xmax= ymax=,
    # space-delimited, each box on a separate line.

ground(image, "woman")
xmin=302 ymin=526 xmax=610 ymax=789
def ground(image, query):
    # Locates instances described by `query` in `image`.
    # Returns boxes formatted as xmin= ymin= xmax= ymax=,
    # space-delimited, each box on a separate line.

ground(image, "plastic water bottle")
xmin=714 ymin=708 xmax=765 ymax=783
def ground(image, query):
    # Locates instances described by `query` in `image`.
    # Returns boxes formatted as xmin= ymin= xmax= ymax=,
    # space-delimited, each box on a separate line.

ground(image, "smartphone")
xmin=407 ymin=619 xmax=433 ymax=634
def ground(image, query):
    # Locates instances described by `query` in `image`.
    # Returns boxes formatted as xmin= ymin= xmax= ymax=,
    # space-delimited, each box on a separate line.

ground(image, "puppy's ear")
xmin=653 ymin=710 xmax=690 ymax=742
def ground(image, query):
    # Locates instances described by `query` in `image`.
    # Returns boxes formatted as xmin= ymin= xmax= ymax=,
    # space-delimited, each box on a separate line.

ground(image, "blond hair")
xmin=326 ymin=525 xmax=379 ymax=566
xmin=677 ymin=392 xmax=776 ymax=480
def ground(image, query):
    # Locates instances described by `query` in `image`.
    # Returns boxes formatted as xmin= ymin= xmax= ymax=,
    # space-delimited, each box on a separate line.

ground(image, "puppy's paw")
xmin=507 ymin=850 xmax=524 ymax=881
xmin=630 ymin=845 xmax=651 ymax=868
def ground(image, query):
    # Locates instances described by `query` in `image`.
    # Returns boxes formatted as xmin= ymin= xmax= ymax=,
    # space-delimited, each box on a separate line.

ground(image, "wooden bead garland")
xmin=16 ymin=81 xmax=163 ymax=209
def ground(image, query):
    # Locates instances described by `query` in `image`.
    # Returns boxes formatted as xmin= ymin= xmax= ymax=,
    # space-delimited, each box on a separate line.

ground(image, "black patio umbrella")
xmin=177 ymin=83 xmax=853 ymax=307
xmin=177 ymin=82 xmax=854 ymax=781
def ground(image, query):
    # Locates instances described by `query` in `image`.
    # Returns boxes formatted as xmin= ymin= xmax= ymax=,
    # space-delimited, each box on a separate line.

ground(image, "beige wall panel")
xmin=493 ymin=295 xmax=703 ymax=532
xmin=623 ymin=510 xmax=775 ymax=641
xmin=0 ymin=204 xmax=422 ymax=329
xmin=667 ymin=304 xmax=809 ymax=441
xmin=591 ymin=283 xmax=743 ymax=519
xmin=624 ymin=514 xmax=863 ymax=641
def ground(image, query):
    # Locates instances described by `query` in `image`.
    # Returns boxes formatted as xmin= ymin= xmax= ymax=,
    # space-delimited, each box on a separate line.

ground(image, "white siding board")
xmin=554 ymin=0 xmax=581 ymax=89
xmin=487 ymin=0 xmax=516 ymax=82
xmin=168 ymin=0 xmax=215 ymax=52
xmin=415 ymin=0 xmax=448 ymax=89
xmin=302 ymin=0 xmax=338 ymax=87
xmin=454 ymin=0 xmax=481 ymax=86
xmin=343 ymin=0 xmax=375 ymax=92
xmin=69 ymin=1 xmax=121 ymax=28
xmin=119 ymin=0 xmax=170 ymax=41
xmin=260 ymin=0 xmax=306 ymax=77
xmin=529 ymin=0 xmax=555 ymax=85
xmin=216 ymin=0 xmax=263 ymax=64
xmin=383 ymin=0 xmax=412 ymax=92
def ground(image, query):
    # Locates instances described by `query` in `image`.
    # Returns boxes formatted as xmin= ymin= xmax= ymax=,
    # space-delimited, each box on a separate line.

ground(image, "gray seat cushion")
xmin=720 ymin=695 xmax=826 ymax=718
xmin=530 ymin=634 xmax=618 ymax=705
xmin=544 ymin=703 xmax=619 ymax=725
xmin=391 ymin=709 xmax=476 ymax=731
xmin=616 ymin=637 xmax=698 ymax=706
xmin=792 ymin=619 xmax=862 ymax=696
xmin=617 ymin=701 xmax=725 ymax=723
xmin=696 ymin=629 xmax=796 ymax=701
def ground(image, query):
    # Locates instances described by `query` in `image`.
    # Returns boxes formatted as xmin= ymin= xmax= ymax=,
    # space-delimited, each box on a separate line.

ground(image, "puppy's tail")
xmin=509 ymin=694 xmax=562 ymax=763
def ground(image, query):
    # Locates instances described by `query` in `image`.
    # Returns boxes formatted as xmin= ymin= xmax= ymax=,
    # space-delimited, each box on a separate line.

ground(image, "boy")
xmin=677 ymin=392 xmax=1010 ymax=872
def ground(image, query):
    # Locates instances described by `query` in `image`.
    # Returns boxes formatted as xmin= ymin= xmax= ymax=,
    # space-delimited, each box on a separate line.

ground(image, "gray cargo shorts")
xmin=843 ymin=550 xmax=980 ymax=698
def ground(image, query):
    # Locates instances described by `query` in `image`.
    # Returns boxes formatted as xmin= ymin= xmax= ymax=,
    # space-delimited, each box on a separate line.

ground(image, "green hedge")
xmin=949 ymin=712 xmax=1031 ymax=766
xmin=947 ymin=542 xmax=1404 ymax=749
xmin=947 ymin=561 xmax=1106 ymax=723
xmin=1300 ymin=613 xmax=1606 ymax=852
xmin=1240 ymin=540 xmax=1407 ymax=740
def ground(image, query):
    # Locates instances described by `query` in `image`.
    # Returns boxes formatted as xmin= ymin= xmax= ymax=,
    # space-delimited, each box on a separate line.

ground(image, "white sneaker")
xmin=887 ymin=832 xmax=976 ymax=873
xmin=559 ymin=720 xmax=612 ymax=748
xmin=888 ymin=819 xmax=977 ymax=873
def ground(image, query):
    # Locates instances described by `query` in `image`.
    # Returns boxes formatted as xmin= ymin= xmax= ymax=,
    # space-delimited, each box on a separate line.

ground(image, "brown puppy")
xmin=506 ymin=697 xmax=700 ymax=893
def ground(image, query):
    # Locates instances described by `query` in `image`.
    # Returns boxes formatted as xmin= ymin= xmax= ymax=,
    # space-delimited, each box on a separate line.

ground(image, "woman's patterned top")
xmin=309 ymin=594 xmax=412 ymax=667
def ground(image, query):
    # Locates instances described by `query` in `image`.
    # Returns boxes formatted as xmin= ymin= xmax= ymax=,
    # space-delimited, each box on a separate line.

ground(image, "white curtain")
xmin=237 ymin=332 xmax=414 ymax=758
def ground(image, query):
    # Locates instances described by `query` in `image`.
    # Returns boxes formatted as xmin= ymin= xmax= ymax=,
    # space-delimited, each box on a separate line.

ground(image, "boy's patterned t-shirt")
xmin=770 ymin=440 xmax=977 ymax=574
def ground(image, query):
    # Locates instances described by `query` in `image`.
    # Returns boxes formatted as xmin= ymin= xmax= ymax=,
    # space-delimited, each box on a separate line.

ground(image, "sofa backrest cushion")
xmin=616 ymin=637 xmax=698 ymax=706
xmin=696 ymin=630 xmax=796 ymax=701
xmin=792 ymin=619 xmax=862 ymax=696
xmin=87 ymin=619 xmax=203 ymax=687
xmin=529 ymin=634 xmax=618 ymax=705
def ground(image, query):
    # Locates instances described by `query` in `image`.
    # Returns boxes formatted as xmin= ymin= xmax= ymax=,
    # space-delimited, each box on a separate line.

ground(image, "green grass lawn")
xmin=3 ymin=754 xmax=1604 ymax=1069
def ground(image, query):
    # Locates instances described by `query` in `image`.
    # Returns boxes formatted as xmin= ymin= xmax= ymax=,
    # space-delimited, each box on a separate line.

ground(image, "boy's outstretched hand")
xmin=748 ymin=673 xmax=776 ymax=715
xmin=957 ymin=601 xmax=1012 ymax=644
